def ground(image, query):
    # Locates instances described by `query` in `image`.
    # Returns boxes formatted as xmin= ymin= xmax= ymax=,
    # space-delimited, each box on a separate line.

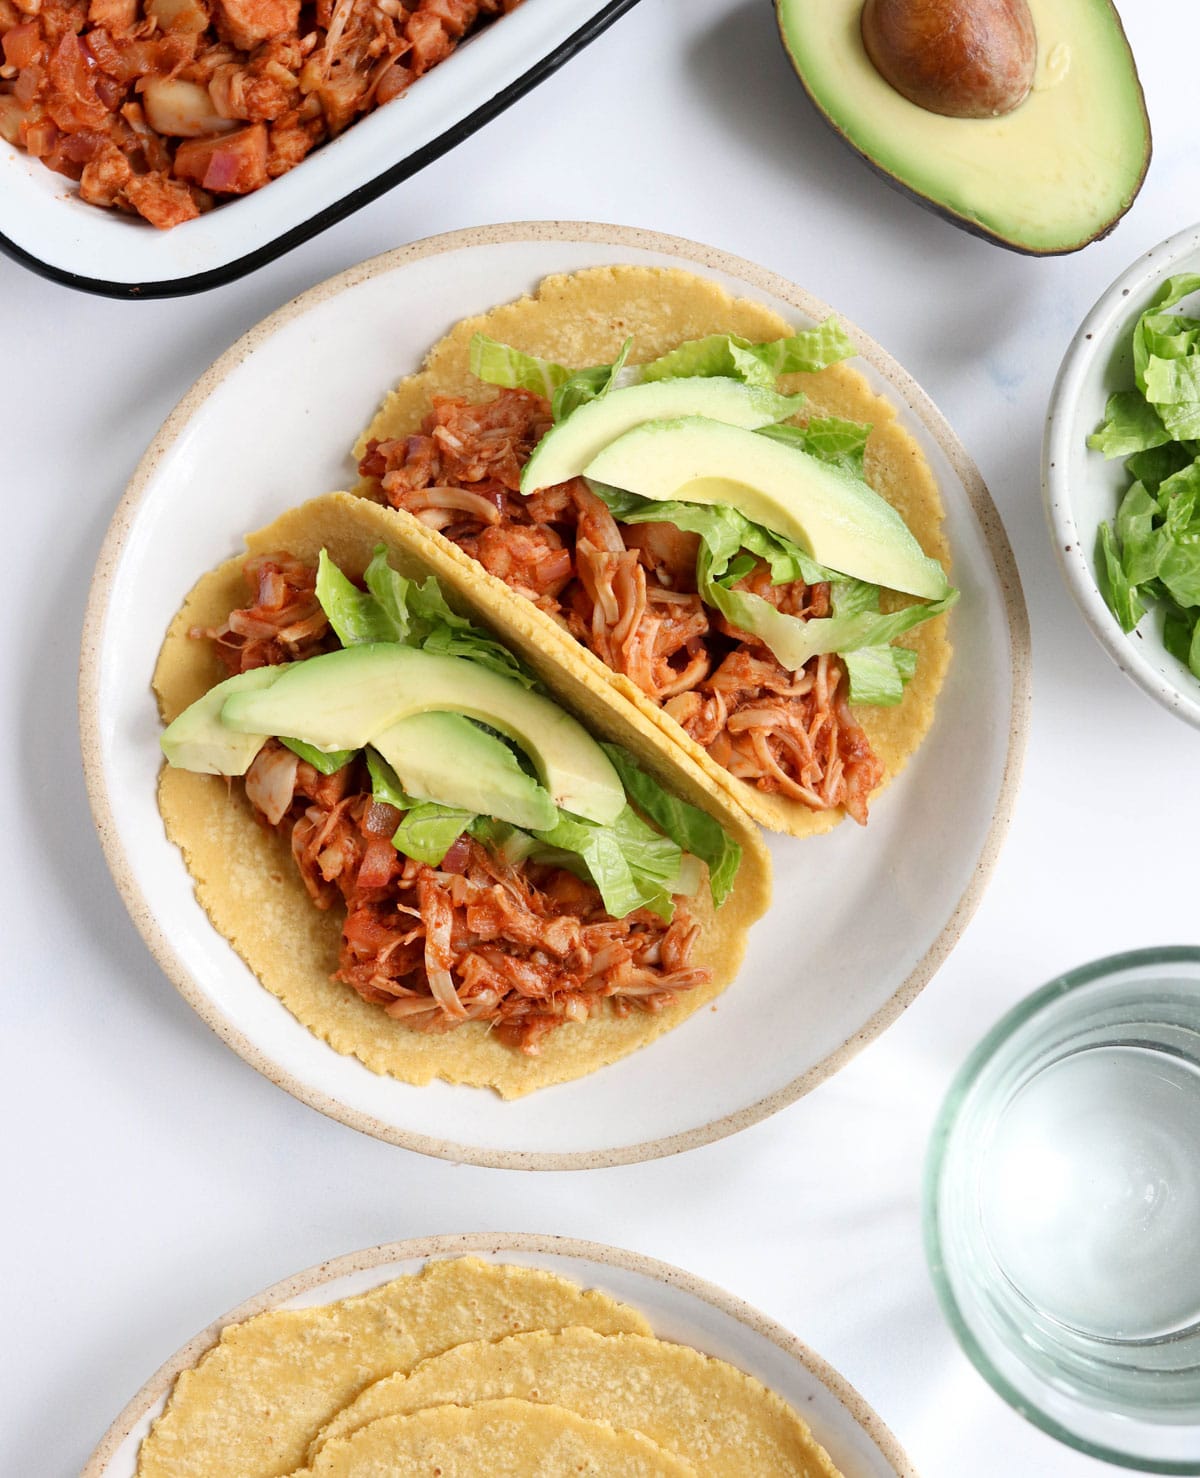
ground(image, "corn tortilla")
xmin=353 ymin=265 xmax=952 ymax=837
xmin=154 ymin=493 xmax=771 ymax=1097
xmin=295 ymin=1398 xmax=696 ymax=1477
xmin=135 ymin=1259 xmax=653 ymax=1478
xmin=309 ymin=1326 xmax=841 ymax=1477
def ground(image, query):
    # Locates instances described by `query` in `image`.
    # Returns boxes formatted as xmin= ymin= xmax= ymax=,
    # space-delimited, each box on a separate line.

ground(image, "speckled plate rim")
xmin=79 ymin=1231 xmax=921 ymax=1478
xmin=1043 ymin=217 xmax=1200 ymax=731
xmin=79 ymin=220 xmax=1031 ymax=1171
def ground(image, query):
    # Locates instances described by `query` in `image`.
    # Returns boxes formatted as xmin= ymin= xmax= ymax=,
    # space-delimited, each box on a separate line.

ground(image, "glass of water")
xmin=925 ymin=946 xmax=1200 ymax=1471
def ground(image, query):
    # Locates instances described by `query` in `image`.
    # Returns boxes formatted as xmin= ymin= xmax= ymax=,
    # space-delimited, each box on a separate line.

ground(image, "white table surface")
xmin=4 ymin=2 xmax=1196 ymax=1473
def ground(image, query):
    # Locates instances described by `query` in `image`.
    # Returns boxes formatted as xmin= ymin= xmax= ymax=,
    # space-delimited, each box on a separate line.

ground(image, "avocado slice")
xmin=221 ymin=644 xmax=625 ymax=826
xmin=775 ymin=0 xmax=1151 ymax=255
xmin=585 ymin=416 xmax=949 ymax=599
xmin=160 ymin=665 xmax=287 ymax=775
xmin=371 ymin=712 xmax=557 ymax=832
xmin=520 ymin=377 xmax=802 ymax=493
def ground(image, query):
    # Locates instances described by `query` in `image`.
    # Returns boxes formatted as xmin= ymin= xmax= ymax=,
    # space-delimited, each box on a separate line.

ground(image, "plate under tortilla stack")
xmin=81 ymin=1234 xmax=919 ymax=1478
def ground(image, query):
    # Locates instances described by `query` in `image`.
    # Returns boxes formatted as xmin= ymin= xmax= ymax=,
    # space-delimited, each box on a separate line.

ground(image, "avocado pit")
xmin=861 ymin=0 xmax=1037 ymax=119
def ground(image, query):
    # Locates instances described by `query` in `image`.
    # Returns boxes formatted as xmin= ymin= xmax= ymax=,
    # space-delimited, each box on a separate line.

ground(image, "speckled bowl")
xmin=1043 ymin=220 xmax=1200 ymax=731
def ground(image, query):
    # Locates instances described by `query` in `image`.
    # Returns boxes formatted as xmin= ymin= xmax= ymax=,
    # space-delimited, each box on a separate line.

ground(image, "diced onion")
xmin=142 ymin=77 xmax=234 ymax=138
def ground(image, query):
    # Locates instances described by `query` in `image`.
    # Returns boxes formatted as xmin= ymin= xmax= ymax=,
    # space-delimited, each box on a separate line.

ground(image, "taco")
xmin=155 ymin=492 xmax=770 ymax=1098
xmin=353 ymin=265 xmax=955 ymax=837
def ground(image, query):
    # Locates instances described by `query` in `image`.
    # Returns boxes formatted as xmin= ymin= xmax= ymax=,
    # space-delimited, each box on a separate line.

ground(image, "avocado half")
xmin=775 ymin=0 xmax=1151 ymax=256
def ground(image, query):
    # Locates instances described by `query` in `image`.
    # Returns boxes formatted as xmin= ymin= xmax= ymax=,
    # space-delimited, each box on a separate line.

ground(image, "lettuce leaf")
xmin=470 ymin=332 xmax=634 ymax=425
xmin=366 ymin=748 xmax=416 ymax=810
xmin=1115 ymin=481 xmax=1165 ymax=586
xmin=365 ymin=749 xmax=474 ymax=866
xmin=551 ymin=338 xmax=632 ymax=422
xmin=477 ymin=751 xmax=738 ymax=918
xmin=473 ymin=320 xmax=855 ymax=405
xmin=695 ymin=541 xmax=956 ymax=681
xmin=1087 ymin=390 xmax=1171 ymax=458
xmin=316 ymin=547 xmax=537 ymax=689
xmin=1097 ymin=522 xmax=1145 ymax=632
xmin=532 ymin=808 xmax=678 ymax=921
xmin=594 ymin=486 xmax=835 ymax=586
xmin=316 ymin=549 xmax=402 ymax=644
xmin=468 ymin=333 xmax=575 ymax=399
xmin=636 ymin=318 xmax=856 ymax=388
xmin=601 ymin=744 xmax=741 ymax=907
xmin=1090 ymin=276 xmax=1200 ymax=673
xmin=1163 ymin=604 xmax=1200 ymax=679
xmin=843 ymin=644 xmax=919 ymax=707
xmin=390 ymin=803 xmax=474 ymax=865
xmin=1132 ymin=274 xmax=1200 ymax=391
xmin=590 ymin=475 xmax=952 ymax=688
xmin=280 ymin=736 xmax=357 ymax=774
xmin=756 ymin=415 xmax=872 ymax=478
xmin=1143 ymin=357 xmax=1200 ymax=439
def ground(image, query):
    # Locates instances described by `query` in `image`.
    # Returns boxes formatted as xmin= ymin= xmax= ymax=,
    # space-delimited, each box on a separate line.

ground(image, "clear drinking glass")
xmin=925 ymin=947 xmax=1200 ymax=1471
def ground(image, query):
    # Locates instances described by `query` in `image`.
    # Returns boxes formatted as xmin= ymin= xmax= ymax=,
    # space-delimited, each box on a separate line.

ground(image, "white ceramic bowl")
xmin=79 ymin=222 xmax=1030 ymax=1169
xmin=1043 ymin=219 xmax=1200 ymax=730
xmin=81 ymin=1233 xmax=918 ymax=1478
xmin=0 ymin=1 xmax=637 ymax=298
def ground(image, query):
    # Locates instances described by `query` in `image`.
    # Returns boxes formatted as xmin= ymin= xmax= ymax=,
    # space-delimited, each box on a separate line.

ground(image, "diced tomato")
xmin=173 ymin=120 xmax=267 ymax=193
xmin=3 ymin=21 xmax=43 ymax=69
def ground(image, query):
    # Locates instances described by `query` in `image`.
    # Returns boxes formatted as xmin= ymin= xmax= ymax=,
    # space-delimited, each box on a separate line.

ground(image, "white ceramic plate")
xmin=81 ymin=1232 xmax=919 ymax=1478
xmin=1043 ymin=219 xmax=1200 ymax=731
xmin=80 ymin=222 xmax=1030 ymax=1169
xmin=0 ymin=1 xmax=638 ymax=297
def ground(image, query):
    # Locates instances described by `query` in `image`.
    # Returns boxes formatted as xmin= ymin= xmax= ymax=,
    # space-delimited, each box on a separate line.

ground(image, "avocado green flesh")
xmin=585 ymin=416 xmax=949 ymax=599
xmin=221 ymin=644 xmax=625 ymax=826
xmin=371 ymin=711 xmax=557 ymax=832
xmin=776 ymin=0 xmax=1150 ymax=255
xmin=520 ymin=377 xmax=800 ymax=493
xmin=159 ymin=665 xmax=286 ymax=775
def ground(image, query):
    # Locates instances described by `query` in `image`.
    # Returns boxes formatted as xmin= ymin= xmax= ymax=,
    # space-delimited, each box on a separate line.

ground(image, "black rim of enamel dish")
xmin=0 ymin=0 xmax=644 ymax=300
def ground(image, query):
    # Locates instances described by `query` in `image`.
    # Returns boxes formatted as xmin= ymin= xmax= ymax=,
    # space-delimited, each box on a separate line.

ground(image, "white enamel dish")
xmin=79 ymin=222 xmax=1030 ymax=1169
xmin=0 ymin=1 xmax=638 ymax=298
xmin=81 ymin=1233 xmax=919 ymax=1478
xmin=1044 ymin=218 xmax=1200 ymax=731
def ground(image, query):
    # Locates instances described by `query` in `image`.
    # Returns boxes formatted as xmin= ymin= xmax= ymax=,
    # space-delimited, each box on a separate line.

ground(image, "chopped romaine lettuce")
xmin=842 ymin=643 xmax=919 ymax=707
xmin=1089 ymin=276 xmax=1200 ymax=676
xmin=365 ymin=749 xmax=474 ymax=866
xmin=391 ymin=802 xmax=475 ymax=866
xmin=316 ymin=549 xmax=402 ymax=645
xmin=280 ymin=736 xmax=356 ymax=774
xmin=593 ymin=486 xmax=835 ymax=586
xmin=756 ymin=415 xmax=872 ymax=478
xmin=532 ymin=808 xmax=677 ymax=921
xmin=696 ymin=544 xmax=955 ymax=683
xmin=551 ymin=338 xmax=632 ymax=422
xmin=471 ymin=319 xmax=855 ymax=407
xmin=1097 ymin=522 xmax=1145 ymax=633
xmin=316 ymin=547 xmax=537 ymax=689
xmin=1087 ymin=391 xmax=1171 ymax=459
xmin=468 ymin=333 xmax=575 ymax=400
xmin=470 ymin=332 xmax=633 ymax=425
xmin=365 ymin=748 xmax=415 ymax=810
xmin=601 ymin=744 xmax=741 ymax=907
xmin=591 ymin=483 xmax=952 ymax=688
xmin=636 ymin=319 xmax=856 ymax=388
